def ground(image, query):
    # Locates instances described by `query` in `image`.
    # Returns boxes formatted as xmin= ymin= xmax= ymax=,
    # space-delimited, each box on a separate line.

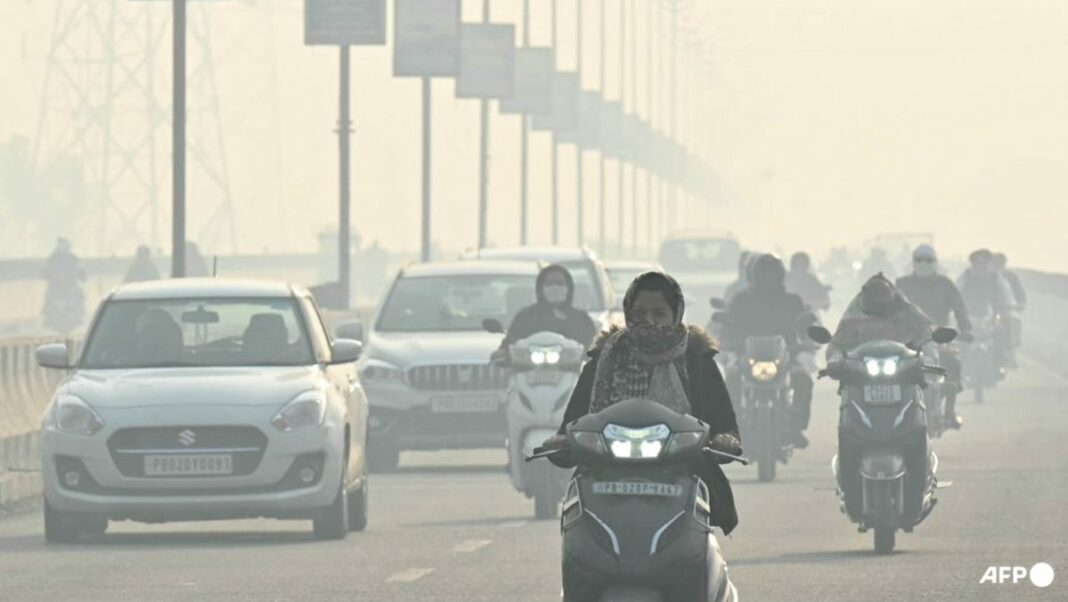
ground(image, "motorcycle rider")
xmin=547 ymin=271 xmax=741 ymax=534
xmin=40 ymin=237 xmax=85 ymax=334
xmin=494 ymin=264 xmax=598 ymax=360
xmin=723 ymin=254 xmax=816 ymax=448
xmin=957 ymin=249 xmax=1015 ymax=368
xmin=834 ymin=274 xmax=934 ymax=352
xmin=124 ymin=245 xmax=161 ymax=283
xmin=992 ymin=252 xmax=1026 ymax=366
xmin=785 ymin=251 xmax=832 ymax=312
xmin=895 ymin=245 xmax=971 ymax=429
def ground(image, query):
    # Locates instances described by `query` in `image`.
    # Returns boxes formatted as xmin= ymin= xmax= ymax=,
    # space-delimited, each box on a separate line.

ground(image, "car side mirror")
xmin=931 ymin=327 xmax=958 ymax=345
xmin=482 ymin=318 xmax=505 ymax=334
xmin=36 ymin=343 xmax=71 ymax=370
xmin=335 ymin=321 xmax=364 ymax=342
xmin=709 ymin=297 xmax=727 ymax=310
xmin=807 ymin=326 xmax=833 ymax=345
xmin=330 ymin=339 xmax=362 ymax=364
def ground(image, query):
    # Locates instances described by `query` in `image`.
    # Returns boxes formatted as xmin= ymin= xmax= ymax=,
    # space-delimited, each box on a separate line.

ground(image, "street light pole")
xmin=598 ymin=0 xmax=606 ymax=257
xmin=338 ymin=44 xmax=352 ymax=308
xmin=646 ymin=0 xmax=654 ymax=255
xmin=421 ymin=76 xmax=432 ymax=262
xmin=617 ymin=0 xmax=626 ymax=259
xmin=171 ymin=0 xmax=187 ymax=278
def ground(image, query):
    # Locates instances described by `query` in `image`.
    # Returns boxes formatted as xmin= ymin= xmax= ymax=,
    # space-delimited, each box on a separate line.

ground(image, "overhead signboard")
xmin=394 ymin=0 xmax=462 ymax=77
xmin=456 ymin=23 xmax=516 ymax=99
xmin=532 ymin=71 xmax=579 ymax=134
xmin=500 ymin=48 xmax=554 ymax=115
xmin=304 ymin=0 xmax=387 ymax=46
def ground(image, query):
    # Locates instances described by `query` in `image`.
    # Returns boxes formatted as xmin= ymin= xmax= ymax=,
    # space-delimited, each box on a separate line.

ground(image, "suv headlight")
xmin=360 ymin=359 xmax=405 ymax=384
xmin=53 ymin=395 xmax=104 ymax=436
xmin=603 ymin=423 xmax=671 ymax=459
xmin=272 ymin=392 xmax=326 ymax=432
xmin=750 ymin=360 xmax=779 ymax=381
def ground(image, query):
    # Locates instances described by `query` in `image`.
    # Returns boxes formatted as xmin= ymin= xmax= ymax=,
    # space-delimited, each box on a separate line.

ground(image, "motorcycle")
xmin=808 ymin=325 xmax=956 ymax=554
xmin=736 ymin=335 xmax=793 ymax=482
xmin=962 ymin=312 xmax=1004 ymax=403
xmin=529 ymin=399 xmax=743 ymax=601
xmin=484 ymin=322 xmax=585 ymax=519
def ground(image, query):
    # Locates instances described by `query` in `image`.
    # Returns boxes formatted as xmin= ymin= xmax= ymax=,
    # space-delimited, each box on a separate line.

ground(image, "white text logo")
xmin=979 ymin=563 xmax=1054 ymax=588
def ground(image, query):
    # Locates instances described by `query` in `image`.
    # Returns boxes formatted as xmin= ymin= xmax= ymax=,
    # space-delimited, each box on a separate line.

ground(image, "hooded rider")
xmin=496 ymin=264 xmax=598 ymax=356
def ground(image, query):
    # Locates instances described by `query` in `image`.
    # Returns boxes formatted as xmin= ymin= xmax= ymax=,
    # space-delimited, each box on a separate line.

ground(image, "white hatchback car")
xmin=35 ymin=279 xmax=369 ymax=543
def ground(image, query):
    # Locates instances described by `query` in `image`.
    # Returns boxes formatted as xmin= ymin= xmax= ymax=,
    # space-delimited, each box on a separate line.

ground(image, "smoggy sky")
xmin=1 ymin=1 xmax=1066 ymax=272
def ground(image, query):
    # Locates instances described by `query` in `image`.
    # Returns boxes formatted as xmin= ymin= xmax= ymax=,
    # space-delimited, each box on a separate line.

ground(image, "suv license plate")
xmin=592 ymin=481 xmax=684 ymax=497
xmin=864 ymin=384 xmax=903 ymax=404
xmin=144 ymin=454 xmax=233 ymax=477
xmin=430 ymin=395 xmax=499 ymax=413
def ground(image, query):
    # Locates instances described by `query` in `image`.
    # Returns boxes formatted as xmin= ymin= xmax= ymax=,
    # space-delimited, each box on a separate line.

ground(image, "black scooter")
xmin=808 ymin=325 xmax=955 ymax=554
xmin=529 ymin=399 xmax=744 ymax=602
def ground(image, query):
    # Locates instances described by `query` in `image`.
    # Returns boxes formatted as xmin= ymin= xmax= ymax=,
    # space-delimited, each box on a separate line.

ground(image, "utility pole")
xmin=477 ymin=0 xmax=491 ymax=249
xmin=172 ymin=0 xmax=187 ymax=278
xmin=630 ymin=0 xmax=639 ymax=257
xmin=519 ymin=0 xmax=530 ymax=245
xmin=617 ymin=0 xmax=626 ymax=258
xmin=646 ymin=0 xmax=654 ymax=254
xmin=669 ymin=0 xmax=679 ymax=236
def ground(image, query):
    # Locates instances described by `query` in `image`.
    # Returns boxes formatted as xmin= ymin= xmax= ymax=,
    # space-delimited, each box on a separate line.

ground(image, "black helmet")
xmin=860 ymin=274 xmax=896 ymax=317
xmin=750 ymin=254 xmax=787 ymax=292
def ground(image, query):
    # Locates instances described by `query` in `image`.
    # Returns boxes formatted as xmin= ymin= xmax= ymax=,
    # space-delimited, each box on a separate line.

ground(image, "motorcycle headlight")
xmin=53 ymin=395 xmax=104 ymax=436
xmin=272 ymin=392 xmax=326 ymax=432
xmin=750 ymin=360 xmax=779 ymax=382
xmin=603 ymin=423 xmax=671 ymax=460
xmin=865 ymin=357 xmax=899 ymax=377
xmin=360 ymin=360 xmax=404 ymax=384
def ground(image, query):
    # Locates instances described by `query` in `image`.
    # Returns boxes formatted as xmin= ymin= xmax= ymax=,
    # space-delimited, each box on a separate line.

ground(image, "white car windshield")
xmin=557 ymin=261 xmax=607 ymax=312
xmin=377 ymin=275 xmax=535 ymax=332
xmin=81 ymin=297 xmax=315 ymax=368
xmin=659 ymin=239 xmax=740 ymax=272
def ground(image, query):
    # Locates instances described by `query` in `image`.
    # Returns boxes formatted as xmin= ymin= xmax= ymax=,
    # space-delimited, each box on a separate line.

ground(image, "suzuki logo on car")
xmin=178 ymin=429 xmax=197 ymax=447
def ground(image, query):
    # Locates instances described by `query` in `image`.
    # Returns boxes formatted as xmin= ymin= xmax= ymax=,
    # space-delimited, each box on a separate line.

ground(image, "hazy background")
xmin=1 ymin=0 xmax=1066 ymax=270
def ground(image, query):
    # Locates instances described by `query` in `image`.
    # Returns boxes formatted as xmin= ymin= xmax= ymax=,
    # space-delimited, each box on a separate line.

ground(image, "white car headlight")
xmin=603 ymin=423 xmax=671 ymax=460
xmin=53 ymin=395 xmax=104 ymax=436
xmin=272 ymin=392 xmax=326 ymax=432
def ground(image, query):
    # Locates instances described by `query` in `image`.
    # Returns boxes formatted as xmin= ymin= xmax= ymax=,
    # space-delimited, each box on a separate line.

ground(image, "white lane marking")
xmin=451 ymin=539 xmax=492 ymax=553
xmin=499 ymin=520 xmax=529 ymax=528
xmin=386 ymin=568 xmax=435 ymax=583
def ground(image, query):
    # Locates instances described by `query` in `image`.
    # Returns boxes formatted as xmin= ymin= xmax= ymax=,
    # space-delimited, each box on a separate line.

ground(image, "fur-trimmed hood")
xmin=589 ymin=325 xmax=718 ymax=357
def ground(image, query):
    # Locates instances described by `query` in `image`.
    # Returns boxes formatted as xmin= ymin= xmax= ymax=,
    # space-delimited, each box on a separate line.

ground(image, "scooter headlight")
xmin=750 ymin=360 xmax=779 ymax=382
xmin=603 ymin=423 xmax=671 ymax=460
xmin=666 ymin=430 xmax=704 ymax=455
xmin=865 ymin=359 xmax=882 ymax=377
xmin=529 ymin=346 xmax=563 ymax=366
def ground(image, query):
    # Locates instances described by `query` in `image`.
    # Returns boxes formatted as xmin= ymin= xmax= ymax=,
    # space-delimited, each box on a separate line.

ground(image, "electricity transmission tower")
xmin=31 ymin=0 xmax=240 ymax=255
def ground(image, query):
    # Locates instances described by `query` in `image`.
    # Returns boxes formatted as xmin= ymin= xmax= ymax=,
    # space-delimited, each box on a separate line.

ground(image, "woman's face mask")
xmin=542 ymin=285 xmax=569 ymax=305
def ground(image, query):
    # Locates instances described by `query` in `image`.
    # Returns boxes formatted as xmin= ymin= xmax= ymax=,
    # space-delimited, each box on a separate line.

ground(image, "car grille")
xmin=107 ymin=426 xmax=268 ymax=478
xmin=407 ymin=364 xmax=508 ymax=391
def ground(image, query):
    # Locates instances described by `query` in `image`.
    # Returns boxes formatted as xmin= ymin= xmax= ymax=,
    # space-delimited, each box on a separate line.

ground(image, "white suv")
xmin=36 ymin=279 xmax=369 ymax=542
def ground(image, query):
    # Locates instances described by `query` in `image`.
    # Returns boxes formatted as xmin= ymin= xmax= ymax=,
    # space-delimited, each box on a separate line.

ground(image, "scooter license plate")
xmin=528 ymin=370 xmax=561 ymax=385
xmin=592 ymin=481 xmax=684 ymax=497
xmin=864 ymin=384 xmax=902 ymax=404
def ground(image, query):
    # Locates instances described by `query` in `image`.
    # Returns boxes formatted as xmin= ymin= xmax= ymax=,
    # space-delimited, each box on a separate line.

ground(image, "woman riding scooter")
xmin=544 ymin=271 xmax=742 ymax=534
